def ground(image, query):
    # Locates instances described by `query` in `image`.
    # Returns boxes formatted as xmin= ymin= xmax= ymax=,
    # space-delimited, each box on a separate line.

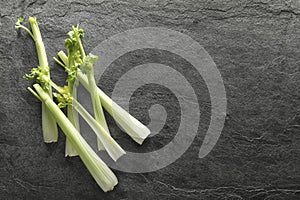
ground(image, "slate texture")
xmin=1 ymin=0 xmax=300 ymax=199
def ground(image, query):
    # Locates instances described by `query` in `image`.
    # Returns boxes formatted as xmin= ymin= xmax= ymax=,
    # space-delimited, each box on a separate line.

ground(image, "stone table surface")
xmin=1 ymin=0 xmax=300 ymax=199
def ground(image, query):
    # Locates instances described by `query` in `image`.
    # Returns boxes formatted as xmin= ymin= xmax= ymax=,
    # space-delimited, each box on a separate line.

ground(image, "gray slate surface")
xmin=1 ymin=0 xmax=300 ymax=199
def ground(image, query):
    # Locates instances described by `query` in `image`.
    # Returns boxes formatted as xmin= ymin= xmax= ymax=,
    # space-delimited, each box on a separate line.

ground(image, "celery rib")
xmin=28 ymin=17 xmax=58 ymax=143
xmin=65 ymin=86 xmax=80 ymax=156
xmin=65 ymin=76 xmax=80 ymax=157
xmin=79 ymin=44 xmax=108 ymax=151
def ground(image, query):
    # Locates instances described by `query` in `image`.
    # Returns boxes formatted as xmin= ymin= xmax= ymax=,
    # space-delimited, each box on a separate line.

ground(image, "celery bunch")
xmin=16 ymin=17 xmax=151 ymax=192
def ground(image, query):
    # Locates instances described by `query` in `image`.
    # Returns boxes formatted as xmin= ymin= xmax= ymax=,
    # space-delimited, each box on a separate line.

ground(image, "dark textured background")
xmin=1 ymin=0 xmax=300 ymax=199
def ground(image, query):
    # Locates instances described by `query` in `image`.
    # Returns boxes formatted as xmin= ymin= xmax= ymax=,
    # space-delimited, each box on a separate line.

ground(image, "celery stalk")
xmin=64 ymin=30 xmax=83 ymax=157
xmin=73 ymin=30 xmax=109 ymax=151
xmin=16 ymin=17 xmax=58 ymax=143
xmin=65 ymin=80 xmax=79 ymax=157
xmin=87 ymin=67 xmax=108 ymax=150
xmin=31 ymin=84 xmax=118 ymax=192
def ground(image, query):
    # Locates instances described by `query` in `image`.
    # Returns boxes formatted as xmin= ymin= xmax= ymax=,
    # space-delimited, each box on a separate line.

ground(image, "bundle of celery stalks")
xmin=15 ymin=17 xmax=150 ymax=192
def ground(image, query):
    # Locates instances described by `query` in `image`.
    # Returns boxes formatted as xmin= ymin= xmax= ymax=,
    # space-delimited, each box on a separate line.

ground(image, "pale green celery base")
xmin=42 ymin=102 xmax=58 ymax=143
xmin=33 ymin=84 xmax=118 ymax=192
xmin=65 ymin=106 xmax=80 ymax=157
xmin=102 ymin=103 xmax=151 ymax=144
xmin=65 ymin=137 xmax=78 ymax=157
xmin=65 ymin=105 xmax=80 ymax=156
xmin=65 ymin=85 xmax=80 ymax=157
